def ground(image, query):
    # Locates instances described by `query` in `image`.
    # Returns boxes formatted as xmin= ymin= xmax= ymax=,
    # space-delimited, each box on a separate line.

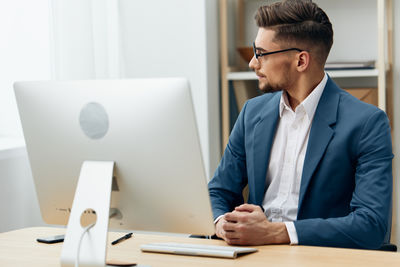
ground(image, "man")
xmin=208 ymin=0 xmax=393 ymax=249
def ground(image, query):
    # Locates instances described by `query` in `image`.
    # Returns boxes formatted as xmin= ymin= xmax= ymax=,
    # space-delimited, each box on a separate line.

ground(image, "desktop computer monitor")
xmin=14 ymin=78 xmax=215 ymax=265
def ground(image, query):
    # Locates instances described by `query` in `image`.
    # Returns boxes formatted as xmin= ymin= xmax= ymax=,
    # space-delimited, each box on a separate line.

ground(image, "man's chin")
xmin=259 ymin=82 xmax=283 ymax=94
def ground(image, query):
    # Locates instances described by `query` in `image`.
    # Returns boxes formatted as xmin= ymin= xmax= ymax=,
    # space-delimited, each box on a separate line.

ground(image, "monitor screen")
xmin=14 ymin=78 xmax=215 ymax=236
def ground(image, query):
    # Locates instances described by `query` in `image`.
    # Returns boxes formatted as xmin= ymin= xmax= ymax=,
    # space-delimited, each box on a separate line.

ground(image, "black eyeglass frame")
xmin=252 ymin=42 xmax=304 ymax=60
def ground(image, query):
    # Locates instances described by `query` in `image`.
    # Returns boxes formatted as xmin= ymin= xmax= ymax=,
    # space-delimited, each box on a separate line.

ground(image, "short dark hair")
xmin=255 ymin=0 xmax=333 ymax=65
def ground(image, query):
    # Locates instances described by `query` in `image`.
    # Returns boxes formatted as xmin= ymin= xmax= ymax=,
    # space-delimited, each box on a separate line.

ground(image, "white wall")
xmin=392 ymin=0 xmax=400 ymax=248
xmin=0 ymin=0 xmax=50 ymax=232
xmin=0 ymin=0 xmax=221 ymax=232
xmin=0 ymin=148 xmax=43 ymax=232
xmin=0 ymin=0 xmax=51 ymax=137
xmin=118 ymin=0 xmax=220 ymax=178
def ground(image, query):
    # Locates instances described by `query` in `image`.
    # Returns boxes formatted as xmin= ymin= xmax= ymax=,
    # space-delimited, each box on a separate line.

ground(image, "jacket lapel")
xmin=251 ymin=93 xmax=280 ymax=205
xmin=298 ymin=77 xmax=340 ymax=209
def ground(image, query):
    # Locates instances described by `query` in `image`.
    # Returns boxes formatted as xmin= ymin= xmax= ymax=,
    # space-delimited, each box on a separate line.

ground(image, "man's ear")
xmin=296 ymin=51 xmax=310 ymax=72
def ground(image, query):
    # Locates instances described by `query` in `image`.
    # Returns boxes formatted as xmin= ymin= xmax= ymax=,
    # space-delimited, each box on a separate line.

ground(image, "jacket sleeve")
xmin=208 ymin=102 xmax=249 ymax=220
xmin=294 ymin=109 xmax=393 ymax=249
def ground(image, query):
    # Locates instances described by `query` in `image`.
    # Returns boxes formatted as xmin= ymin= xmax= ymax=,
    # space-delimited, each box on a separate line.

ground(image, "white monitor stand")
xmin=61 ymin=161 xmax=114 ymax=267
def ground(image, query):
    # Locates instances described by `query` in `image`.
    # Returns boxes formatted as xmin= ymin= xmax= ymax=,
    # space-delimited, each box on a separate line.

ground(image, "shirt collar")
xmin=279 ymin=73 xmax=328 ymax=119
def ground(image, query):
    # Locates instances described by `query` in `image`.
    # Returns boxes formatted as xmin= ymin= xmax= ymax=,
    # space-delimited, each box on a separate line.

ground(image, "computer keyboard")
xmin=140 ymin=242 xmax=258 ymax=258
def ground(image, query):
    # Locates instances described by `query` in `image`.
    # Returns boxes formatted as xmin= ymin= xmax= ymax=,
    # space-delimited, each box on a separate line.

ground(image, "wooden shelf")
xmin=227 ymin=69 xmax=380 ymax=81
xmin=326 ymin=69 xmax=379 ymax=78
xmin=227 ymin=71 xmax=256 ymax=80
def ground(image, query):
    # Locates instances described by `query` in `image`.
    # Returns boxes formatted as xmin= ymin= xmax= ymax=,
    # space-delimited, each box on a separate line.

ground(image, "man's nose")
xmin=249 ymin=56 xmax=259 ymax=70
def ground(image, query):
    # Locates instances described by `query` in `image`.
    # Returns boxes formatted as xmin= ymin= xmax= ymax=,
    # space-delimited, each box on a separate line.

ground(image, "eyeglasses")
xmin=253 ymin=42 xmax=303 ymax=61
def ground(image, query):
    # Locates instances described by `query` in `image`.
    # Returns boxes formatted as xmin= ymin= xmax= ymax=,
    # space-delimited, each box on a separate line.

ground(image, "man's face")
xmin=249 ymin=28 xmax=296 ymax=93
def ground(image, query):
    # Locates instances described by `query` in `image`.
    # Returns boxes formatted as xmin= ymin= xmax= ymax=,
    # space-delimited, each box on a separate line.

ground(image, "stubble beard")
xmin=257 ymin=62 xmax=292 ymax=94
xmin=258 ymin=78 xmax=288 ymax=94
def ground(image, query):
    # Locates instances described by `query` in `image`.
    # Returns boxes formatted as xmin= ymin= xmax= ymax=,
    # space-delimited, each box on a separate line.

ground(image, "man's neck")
xmin=286 ymin=71 xmax=325 ymax=110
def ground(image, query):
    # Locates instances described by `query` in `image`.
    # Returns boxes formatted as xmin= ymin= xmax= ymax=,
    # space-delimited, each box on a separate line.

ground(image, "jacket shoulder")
xmin=244 ymin=92 xmax=281 ymax=112
xmin=336 ymin=88 xmax=385 ymax=119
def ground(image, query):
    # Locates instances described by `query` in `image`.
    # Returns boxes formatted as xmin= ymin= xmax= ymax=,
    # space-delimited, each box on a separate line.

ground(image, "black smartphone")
xmin=36 ymin=234 xmax=65 ymax=244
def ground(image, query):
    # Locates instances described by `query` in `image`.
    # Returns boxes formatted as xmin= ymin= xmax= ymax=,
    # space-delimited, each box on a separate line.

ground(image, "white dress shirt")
xmin=262 ymin=73 xmax=328 ymax=244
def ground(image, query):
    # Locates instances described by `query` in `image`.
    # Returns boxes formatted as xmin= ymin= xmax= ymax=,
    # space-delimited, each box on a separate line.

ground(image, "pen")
xmin=111 ymin=232 xmax=133 ymax=245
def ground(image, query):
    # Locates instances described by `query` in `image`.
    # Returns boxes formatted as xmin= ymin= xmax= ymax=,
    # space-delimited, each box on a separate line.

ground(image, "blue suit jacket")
xmin=208 ymin=77 xmax=393 ymax=249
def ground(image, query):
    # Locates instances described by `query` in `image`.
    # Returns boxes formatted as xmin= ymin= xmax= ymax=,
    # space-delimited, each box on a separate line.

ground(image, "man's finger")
xmin=224 ymin=212 xmax=239 ymax=222
xmin=225 ymin=238 xmax=244 ymax=246
xmin=235 ymin=204 xmax=260 ymax=212
xmin=221 ymin=221 xmax=237 ymax=232
xmin=225 ymin=211 xmax=252 ymax=223
xmin=224 ymin=231 xmax=240 ymax=239
xmin=216 ymin=227 xmax=226 ymax=239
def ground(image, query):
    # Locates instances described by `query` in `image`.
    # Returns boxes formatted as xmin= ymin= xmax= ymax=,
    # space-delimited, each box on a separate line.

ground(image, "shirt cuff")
xmin=214 ymin=214 xmax=224 ymax=224
xmin=284 ymin=221 xmax=298 ymax=245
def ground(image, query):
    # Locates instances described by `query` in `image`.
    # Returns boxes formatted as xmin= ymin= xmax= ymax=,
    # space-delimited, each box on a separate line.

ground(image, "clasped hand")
xmin=215 ymin=204 xmax=289 ymax=246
